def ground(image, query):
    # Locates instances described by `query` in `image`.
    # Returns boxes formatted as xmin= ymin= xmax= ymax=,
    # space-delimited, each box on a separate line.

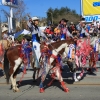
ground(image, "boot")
xmin=40 ymin=88 xmax=45 ymax=93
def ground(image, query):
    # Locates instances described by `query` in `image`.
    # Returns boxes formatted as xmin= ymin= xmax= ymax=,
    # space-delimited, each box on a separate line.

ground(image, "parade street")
xmin=0 ymin=61 xmax=100 ymax=100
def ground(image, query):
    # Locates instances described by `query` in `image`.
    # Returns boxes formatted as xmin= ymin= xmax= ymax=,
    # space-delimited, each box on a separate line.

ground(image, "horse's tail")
xmin=4 ymin=50 xmax=10 ymax=84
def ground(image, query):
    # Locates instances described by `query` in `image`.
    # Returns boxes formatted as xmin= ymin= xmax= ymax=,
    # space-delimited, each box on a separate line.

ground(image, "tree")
xmin=13 ymin=0 xmax=28 ymax=30
xmin=47 ymin=8 xmax=54 ymax=25
xmin=71 ymin=10 xmax=77 ymax=14
xmin=46 ymin=6 xmax=81 ymax=25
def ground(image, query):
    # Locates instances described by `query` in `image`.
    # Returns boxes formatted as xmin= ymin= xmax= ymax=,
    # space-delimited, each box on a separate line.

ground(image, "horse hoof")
xmin=40 ymin=88 xmax=45 ymax=93
xmin=13 ymin=89 xmax=17 ymax=93
xmin=74 ymin=79 xmax=79 ymax=82
xmin=13 ymin=89 xmax=20 ymax=92
xmin=64 ymin=88 xmax=69 ymax=92
xmin=16 ymin=89 xmax=20 ymax=92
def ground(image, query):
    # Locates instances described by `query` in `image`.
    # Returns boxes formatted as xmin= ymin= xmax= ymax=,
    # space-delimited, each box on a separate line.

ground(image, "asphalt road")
xmin=0 ymin=84 xmax=100 ymax=100
xmin=0 ymin=61 xmax=100 ymax=100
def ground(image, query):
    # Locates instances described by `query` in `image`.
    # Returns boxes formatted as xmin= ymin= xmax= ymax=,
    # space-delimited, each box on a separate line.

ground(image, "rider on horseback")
xmin=2 ymin=27 xmax=8 ymax=40
xmin=59 ymin=18 xmax=73 ymax=40
xmin=27 ymin=16 xmax=48 ymax=68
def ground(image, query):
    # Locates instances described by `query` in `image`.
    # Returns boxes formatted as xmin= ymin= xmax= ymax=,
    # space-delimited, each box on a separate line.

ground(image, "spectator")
xmin=1 ymin=27 xmax=8 ymax=40
xmin=44 ymin=25 xmax=54 ymax=39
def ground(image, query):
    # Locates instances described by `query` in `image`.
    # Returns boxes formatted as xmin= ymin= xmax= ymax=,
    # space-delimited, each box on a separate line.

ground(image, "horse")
xmin=38 ymin=38 xmax=77 ymax=93
xmin=0 ymin=39 xmax=11 ymax=75
xmin=3 ymin=38 xmax=77 ymax=92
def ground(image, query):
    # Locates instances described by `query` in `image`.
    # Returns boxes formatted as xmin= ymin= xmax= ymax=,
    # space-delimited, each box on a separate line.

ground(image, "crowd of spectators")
xmin=43 ymin=18 xmax=100 ymax=42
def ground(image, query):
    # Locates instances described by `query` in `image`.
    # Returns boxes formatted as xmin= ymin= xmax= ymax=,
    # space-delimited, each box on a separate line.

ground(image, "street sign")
xmin=2 ymin=0 xmax=18 ymax=8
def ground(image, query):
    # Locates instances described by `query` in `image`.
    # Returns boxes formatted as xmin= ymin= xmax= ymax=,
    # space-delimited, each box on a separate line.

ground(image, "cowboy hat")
xmin=61 ymin=18 xmax=69 ymax=22
xmin=2 ymin=27 xmax=8 ymax=33
xmin=81 ymin=17 xmax=86 ymax=23
xmin=32 ymin=16 xmax=39 ymax=21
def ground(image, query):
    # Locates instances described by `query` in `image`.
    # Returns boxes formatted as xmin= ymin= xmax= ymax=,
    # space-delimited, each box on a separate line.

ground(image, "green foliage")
xmin=46 ymin=6 xmax=81 ymax=25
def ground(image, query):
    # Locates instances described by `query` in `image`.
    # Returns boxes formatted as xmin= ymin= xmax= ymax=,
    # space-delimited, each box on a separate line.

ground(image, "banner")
xmin=82 ymin=0 xmax=100 ymax=16
xmin=84 ymin=15 xmax=100 ymax=22
xmin=2 ymin=0 xmax=18 ymax=8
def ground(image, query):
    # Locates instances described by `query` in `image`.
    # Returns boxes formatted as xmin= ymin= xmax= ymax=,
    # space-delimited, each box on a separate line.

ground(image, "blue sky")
xmin=0 ymin=0 xmax=81 ymax=21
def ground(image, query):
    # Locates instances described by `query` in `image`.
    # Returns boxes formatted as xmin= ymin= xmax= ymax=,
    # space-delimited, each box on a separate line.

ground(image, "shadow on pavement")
xmin=0 ymin=69 xmax=4 ymax=77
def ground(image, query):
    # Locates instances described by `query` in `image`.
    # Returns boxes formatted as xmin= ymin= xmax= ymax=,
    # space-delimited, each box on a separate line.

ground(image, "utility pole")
xmin=49 ymin=12 xmax=53 ymax=24
xmin=1 ymin=9 xmax=10 ymax=33
xmin=47 ymin=12 xmax=53 ymax=24
xmin=10 ymin=7 xmax=13 ymax=33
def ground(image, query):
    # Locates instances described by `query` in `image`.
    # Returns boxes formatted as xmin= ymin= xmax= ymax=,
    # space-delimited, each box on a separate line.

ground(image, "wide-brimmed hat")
xmin=81 ymin=17 xmax=86 ymax=23
xmin=2 ymin=27 xmax=8 ymax=33
xmin=32 ymin=16 xmax=39 ymax=21
xmin=61 ymin=18 xmax=69 ymax=23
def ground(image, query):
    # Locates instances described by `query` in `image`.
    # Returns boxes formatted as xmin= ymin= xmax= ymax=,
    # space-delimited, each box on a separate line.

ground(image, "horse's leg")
xmin=36 ymin=68 xmax=40 ymax=79
xmin=10 ymin=58 xmax=22 ymax=92
xmin=73 ymin=71 xmax=79 ymax=82
xmin=30 ymin=54 xmax=36 ymax=81
xmin=54 ymin=66 xmax=69 ymax=92
xmin=88 ymin=52 xmax=98 ymax=73
xmin=47 ymin=73 xmax=56 ymax=86
xmin=13 ymin=77 xmax=19 ymax=92
xmin=88 ymin=58 xmax=94 ymax=73
xmin=31 ymin=56 xmax=40 ymax=81
xmin=76 ymin=68 xmax=84 ymax=81
xmin=32 ymin=67 xmax=40 ymax=81
xmin=67 ymin=60 xmax=79 ymax=82
xmin=32 ymin=67 xmax=37 ymax=81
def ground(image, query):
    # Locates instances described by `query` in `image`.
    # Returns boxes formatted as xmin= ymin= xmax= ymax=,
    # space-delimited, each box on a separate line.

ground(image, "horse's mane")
xmin=48 ymin=39 xmax=75 ymax=50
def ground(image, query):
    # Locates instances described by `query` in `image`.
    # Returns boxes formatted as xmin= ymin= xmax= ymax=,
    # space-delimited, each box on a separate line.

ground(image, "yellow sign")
xmin=82 ymin=0 xmax=100 ymax=16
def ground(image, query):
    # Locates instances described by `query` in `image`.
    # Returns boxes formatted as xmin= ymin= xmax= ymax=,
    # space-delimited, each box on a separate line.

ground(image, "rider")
xmin=27 ymin=16 xmax=48 ymax=68
xmin=59 ymin=18 xmax=73 ymax=40
xmin=79 ymin=18 xmax=90 ymax=38
xmin=1 ymin=27 xmax=8 ymax=40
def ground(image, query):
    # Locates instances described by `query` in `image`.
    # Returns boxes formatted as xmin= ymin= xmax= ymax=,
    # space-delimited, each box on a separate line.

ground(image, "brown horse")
xmin=4 ymin=38 xmax=76 ymax=92
xmin=4 ymin=44 xmax=33 ymax=92
xmin=0 ymin=39 xmax=11 ymax=73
